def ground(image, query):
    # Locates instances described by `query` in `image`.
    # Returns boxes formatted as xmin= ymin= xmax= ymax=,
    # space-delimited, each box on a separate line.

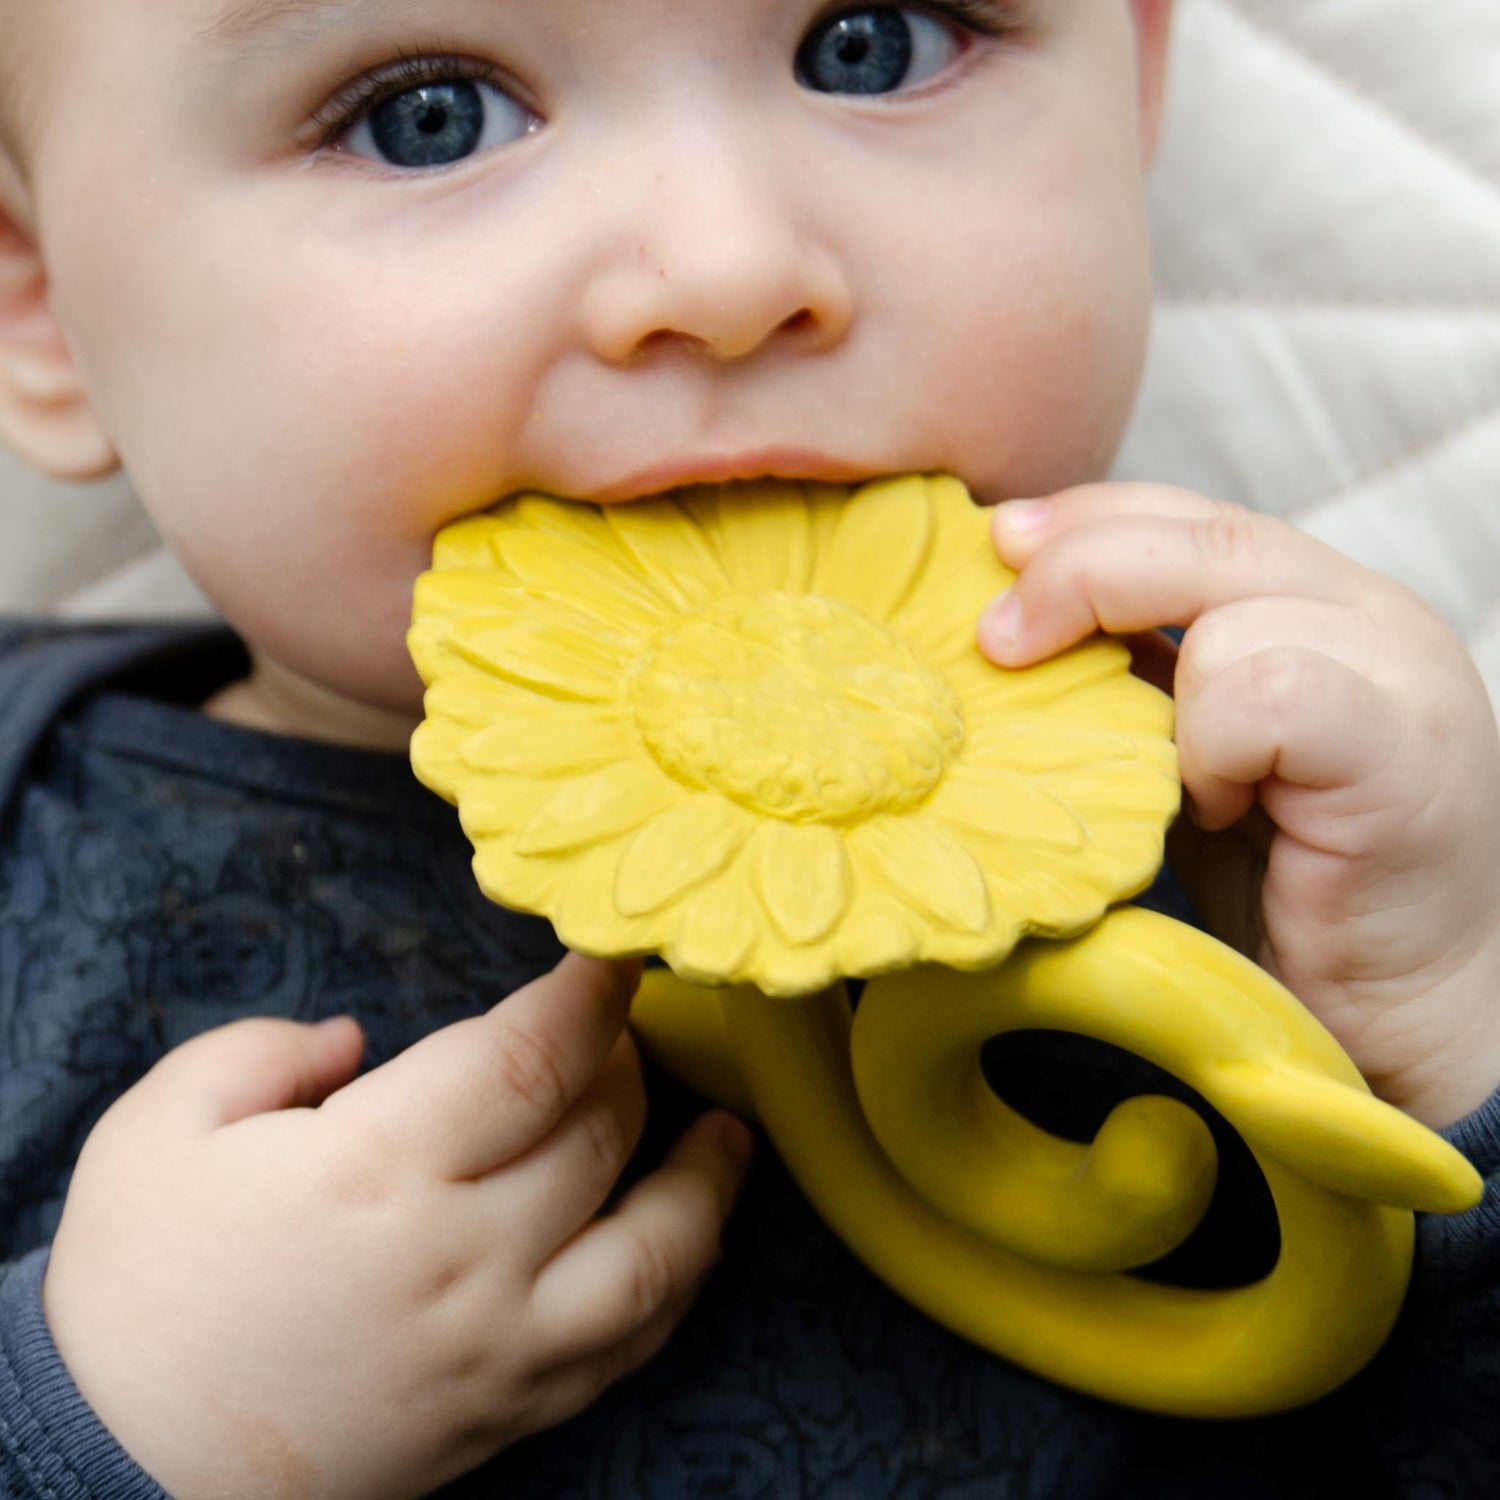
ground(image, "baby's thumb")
xmin=143 ymin=1015 xmax=366 ymax=1129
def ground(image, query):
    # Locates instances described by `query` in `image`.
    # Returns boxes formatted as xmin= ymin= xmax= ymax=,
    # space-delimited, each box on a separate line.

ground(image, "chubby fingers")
xmin=530 ymin=1110 xmax=754 ymax=1363
xmin=979 ymin=484 xmax=1385 ymax=666
xmin=506 ymin=1111 xmax=751 ymax=1440
xmin=491 ymin=1031 xmax=649 ymax=1261
xmin=326 ymin=952 xmax=643 ymax=1180
xmin=1178 ymin=636 xmax=1403 ymax=831
xmin=977 ymin=483 xmax=1422 ymax=830
xmin=129 ymin=1014 xmax=367 ymax=1135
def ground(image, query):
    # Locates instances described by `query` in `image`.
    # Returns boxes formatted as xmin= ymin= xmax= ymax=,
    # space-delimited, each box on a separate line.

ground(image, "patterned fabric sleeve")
xmin=0 ymin=1249 xmax=167 ymax=1500
xmin=1368 ymin=1087 xmax=1500 ymax=1490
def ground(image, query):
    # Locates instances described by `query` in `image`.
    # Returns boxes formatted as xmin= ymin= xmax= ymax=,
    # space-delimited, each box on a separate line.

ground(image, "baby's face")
xmin=20 ymin=0 xmax=1166 ymax=723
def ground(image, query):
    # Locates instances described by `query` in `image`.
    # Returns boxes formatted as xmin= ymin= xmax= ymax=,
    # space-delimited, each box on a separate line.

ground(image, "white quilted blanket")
xmin=3 ymin=0 xmax=1499 ymax=699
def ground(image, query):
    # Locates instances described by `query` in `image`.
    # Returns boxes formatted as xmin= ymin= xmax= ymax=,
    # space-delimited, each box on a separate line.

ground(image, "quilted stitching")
xmin=1228 ymin=0 xmax=1500 ymax=195
xmin=1229 ymin=0 xmax=1500 ymax=186
xmin=1118 ymin=0 xmax=1500 ymax=705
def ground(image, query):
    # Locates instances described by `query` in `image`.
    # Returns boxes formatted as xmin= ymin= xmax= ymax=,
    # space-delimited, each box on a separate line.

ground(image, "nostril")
xmin=634 ymin=329 xmax=711 ymax=360
xmin=780 ymin=308 xmax=817 ymax=336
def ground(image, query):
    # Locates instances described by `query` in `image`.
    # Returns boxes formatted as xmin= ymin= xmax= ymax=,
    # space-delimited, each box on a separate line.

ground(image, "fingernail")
xmin=981 ymin=589 xmax=1024 ymax=656
xmin=996 ymin=498 xmax=1052 ymax=536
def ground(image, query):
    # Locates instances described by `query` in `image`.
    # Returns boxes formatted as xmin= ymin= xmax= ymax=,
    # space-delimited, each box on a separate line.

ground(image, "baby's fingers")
xmin=1178 ymin=645 xmax=1401 ymax=831
xmin=120 ymin=1014 xmax=365 ymax=1135
xmin=492 ymin=1032 xmax=649 ymax=1261
xmin=531 ymin=1283 xmax=701 ymax=1437
xmin=328 ymin=953 xmax=642 ymax=1179
xmin=531 ymin=1111 xmax=753 ymax=1362
xmin=982 ymin=485 xmax=1376 ymax=666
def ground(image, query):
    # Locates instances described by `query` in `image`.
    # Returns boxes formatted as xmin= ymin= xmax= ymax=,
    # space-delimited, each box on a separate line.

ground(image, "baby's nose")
xmin=577 ymin=149 xmax=854 ymax=364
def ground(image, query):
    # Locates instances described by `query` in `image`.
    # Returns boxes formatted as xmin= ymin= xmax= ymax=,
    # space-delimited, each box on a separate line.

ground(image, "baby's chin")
xmin=205 ymin=644 xmax=424 ymax=753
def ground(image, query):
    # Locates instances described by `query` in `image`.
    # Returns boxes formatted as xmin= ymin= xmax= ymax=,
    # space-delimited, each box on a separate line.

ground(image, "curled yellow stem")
xmin=631 ymin=908 xmax=1481 ymax=1417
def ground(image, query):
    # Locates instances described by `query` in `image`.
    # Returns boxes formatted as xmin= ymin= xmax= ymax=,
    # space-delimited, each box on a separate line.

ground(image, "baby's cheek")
xmin=941 ymin=290 xmax=1148 ymax=501
xmin=268 ymin=542 xmax=435 ymax=711
xmin=908 ymin=173 xmax=1151 ymax=498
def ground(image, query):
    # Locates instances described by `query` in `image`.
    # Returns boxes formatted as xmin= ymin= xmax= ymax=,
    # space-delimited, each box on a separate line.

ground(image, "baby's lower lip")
xmin=585 ymin=451 xmax=872 ymax=504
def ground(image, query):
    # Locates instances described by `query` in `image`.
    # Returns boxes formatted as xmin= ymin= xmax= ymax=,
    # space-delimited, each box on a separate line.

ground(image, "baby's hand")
xmin=43 ymin=955 xmax=752 ymax=1500
xmin=980 ymin=483 xmax=1500 ymax=1129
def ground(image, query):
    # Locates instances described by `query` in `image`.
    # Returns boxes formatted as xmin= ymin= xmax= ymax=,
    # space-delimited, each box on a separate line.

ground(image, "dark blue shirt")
xmin=1 ymin=620 xmax=1498 ymax=1498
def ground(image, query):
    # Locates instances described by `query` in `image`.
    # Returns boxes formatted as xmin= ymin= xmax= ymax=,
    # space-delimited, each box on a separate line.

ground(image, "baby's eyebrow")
xmin=201 ymin=0 xmax=377 ymax=49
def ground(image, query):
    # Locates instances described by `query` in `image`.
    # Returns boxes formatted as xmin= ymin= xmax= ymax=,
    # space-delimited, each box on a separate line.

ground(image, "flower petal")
xmin=981 ymin=855 xmax=1111 ymax=938
xmin=1068 ymin=823 xmax=1167 ymax=904
xmin=471 ymin=839 xmax=569 ymax=916
xmin=927 ymin=767 xmax=1087 ymax=852
xmin=945 ymin=639 xmax=1133 ymax=718
xmin=432 ymin=515 xmax=504 ymax=571
xmin=409 ymin=718 xmax=469 ymax=802
xmin=1134 ymin=735 xmax=1180 ymax=776
xmin=1037 ymin=764 xmax=1182 ymax=825
xmin=812 ymin=475 xmax=934 ymax=620
xmin=666 ymin=876 xmax=760 ymax=985
xmin=461 ymin=705 xmax=630 ymax=778
xmin=961 ymin=722 xmax=1146 ymax=776
xmin=890 ymin=566 xmax=1009 ymax=667
xmin=606 ymin=499 xmax=733 ymax=610
xmin=498 ymin=529 xmax=668 ymax=628
xmin=751 ymin=935 xmax=846 ymax=997
xmin=509 ymin=493 xmax=647 ymax=560
xmin=804 ymin=481 xmax=853 ymax=554
xmin=553 ymin=843 xmax=647 ymax=957
xmin=423 ymin=670 xmax=547 ymax=729
xmin=834 ymin=890 xmax=921 ymax=978
xmin=614 ymin=795 xmax=752 ymax=916
xmin=931 ymin=473 xmax=989 ymax=527
xmin=413 ymin=568 xmax=529 ymax=628
xmin=515 ymin=761 xmax=679 ymax=856
xmin=848 ymin=816 xmax=991 ymax=934
xmin=505 ymin=494 xmax=687 ymax=610
xmin=457 ymin=774 xmax=551 ymax=839
xmin=918 ymin=922 xmax=1021 ymax=974
xmin=406 ymin=622 xmax=458 ymax=687
xmin=448 ymin=594 xmax=639 ymax=701
xmin=1046 ymin=680 xmax=1176 ymax=739
xmin=700 ymin=480 xmax=815 ymax=593
xmin=889 ymin=486 xmax=1012 ymax=661
xmin=752 ymin=821 xmax=853 ymax=947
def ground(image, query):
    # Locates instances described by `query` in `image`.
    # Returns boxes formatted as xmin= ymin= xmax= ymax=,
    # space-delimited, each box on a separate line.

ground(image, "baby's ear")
xmin=1127 ymin=0 xmax=1174 ymax=165
xmin=0 ymin=167 xmax=118 ymax=481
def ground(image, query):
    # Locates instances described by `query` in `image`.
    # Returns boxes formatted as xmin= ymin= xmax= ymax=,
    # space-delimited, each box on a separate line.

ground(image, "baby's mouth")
xmin=578 ymin=447 xmax=875 ymax=505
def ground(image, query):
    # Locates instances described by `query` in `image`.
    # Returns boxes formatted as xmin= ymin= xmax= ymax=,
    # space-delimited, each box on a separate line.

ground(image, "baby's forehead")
xmin=196 ymin=0 xmax=723 ymax=40
xmin=163 ymin=0 xmax=868 ymax=52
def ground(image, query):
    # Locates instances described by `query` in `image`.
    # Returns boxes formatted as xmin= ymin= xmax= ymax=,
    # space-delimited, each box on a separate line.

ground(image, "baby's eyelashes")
xmin=321 ymin=63 xmax=540 ymax=171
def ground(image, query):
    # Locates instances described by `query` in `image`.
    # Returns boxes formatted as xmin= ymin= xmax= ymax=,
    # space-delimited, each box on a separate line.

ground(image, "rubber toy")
xmin=409 ymin=473 xmax=1482 ymax=1417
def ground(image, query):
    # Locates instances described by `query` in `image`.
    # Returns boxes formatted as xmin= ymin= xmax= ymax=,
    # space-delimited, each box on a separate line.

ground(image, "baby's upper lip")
xmin=582 ymin=447 xmax=874 ymax=504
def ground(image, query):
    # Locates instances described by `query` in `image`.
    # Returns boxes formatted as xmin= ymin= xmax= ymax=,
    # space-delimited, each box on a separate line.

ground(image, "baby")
xmin=1 ymin=0 xmax=1498 ymax=1495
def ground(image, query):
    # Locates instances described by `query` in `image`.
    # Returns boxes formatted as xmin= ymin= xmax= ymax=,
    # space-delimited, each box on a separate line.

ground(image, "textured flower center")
xmin=632 ymin=592 xmax=965 ymax=823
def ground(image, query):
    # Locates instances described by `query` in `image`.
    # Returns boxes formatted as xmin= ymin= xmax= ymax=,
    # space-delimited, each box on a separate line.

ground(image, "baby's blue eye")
xmin=797 ymin=7 xmax=962 ymax=96
xmin=344 ymin=78 xmax=536 ymax=168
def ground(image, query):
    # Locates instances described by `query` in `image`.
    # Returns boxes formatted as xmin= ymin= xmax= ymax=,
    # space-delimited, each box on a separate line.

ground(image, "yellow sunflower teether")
xmin=409 ymin=474 xmax=1179 ymax=994
xmin=408 ymin=472 xmax=1482 ymax=1419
